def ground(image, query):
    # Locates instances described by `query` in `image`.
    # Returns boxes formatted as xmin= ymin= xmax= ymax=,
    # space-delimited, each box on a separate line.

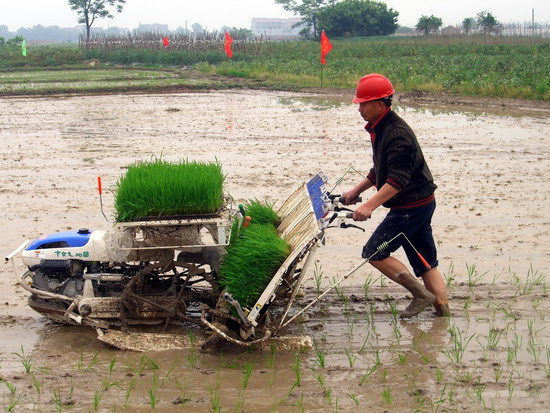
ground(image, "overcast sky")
xmin=2 ymin=1 xmax=549 ymax=32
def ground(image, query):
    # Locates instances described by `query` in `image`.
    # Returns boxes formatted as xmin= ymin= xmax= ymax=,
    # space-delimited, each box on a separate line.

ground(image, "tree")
xmin=275 ymin=0 xmax=336 ymax=39
xmin=220 ymin=27 xmax=254 ymax=39
xmin=68 ymin=0 xmax=126 ymax=42
xmin=415 ymin=15 xmax=443 ymax=36
xmin=476 ymin=11 xmax=502 ymax=35
xmin=462 ymin=17 xmax=476 ymax=34
xmin=191 ymin=23 xmax=204 ymax=35
xmin=317 ymin=0 xmax=398 ymax=37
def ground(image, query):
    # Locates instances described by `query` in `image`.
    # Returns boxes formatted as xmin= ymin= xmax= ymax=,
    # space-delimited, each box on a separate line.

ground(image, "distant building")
xmin=251 ymin=18 xmax=302 ymax=37
xmin=136 ymin=23 xmax=169 ymax=33
xmin=441 ymin=26 xmax=462 ymax=35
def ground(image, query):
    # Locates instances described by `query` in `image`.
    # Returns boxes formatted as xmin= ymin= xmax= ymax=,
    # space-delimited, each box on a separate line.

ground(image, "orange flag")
xmin=163 ymin=35 xmax=169 ymax=48
xmin=224 ymin=31 xmax=233 ymax=58
xmin=320 ymin=30 xmax=332 ymax=65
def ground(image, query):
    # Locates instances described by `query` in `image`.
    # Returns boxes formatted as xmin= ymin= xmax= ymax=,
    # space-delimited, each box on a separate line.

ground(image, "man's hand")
xmin=342 ymin=189 xmax=361 ymax=205
xmin=353 ymin=203 xmax=373 ymax=221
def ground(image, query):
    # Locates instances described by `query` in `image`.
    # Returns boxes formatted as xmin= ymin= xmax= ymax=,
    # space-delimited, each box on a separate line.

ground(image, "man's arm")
xmin=342 ymin=176 xmax=374 ymax=204
xmin=352 ymin=183 xmax=399 ymax=221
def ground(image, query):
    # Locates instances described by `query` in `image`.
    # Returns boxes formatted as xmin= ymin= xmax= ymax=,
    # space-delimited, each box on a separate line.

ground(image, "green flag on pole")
xmin=22 ymin=39 xmax=27 ymax=56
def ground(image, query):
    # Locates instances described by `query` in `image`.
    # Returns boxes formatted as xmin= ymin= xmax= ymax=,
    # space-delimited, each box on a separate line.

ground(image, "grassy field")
xmin=1 ymin=35 xmax=549 ymax=99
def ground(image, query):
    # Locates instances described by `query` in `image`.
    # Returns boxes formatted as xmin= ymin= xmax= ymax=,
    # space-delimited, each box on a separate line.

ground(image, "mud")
xmin=1 ymin=90 xmax=549 ymax=411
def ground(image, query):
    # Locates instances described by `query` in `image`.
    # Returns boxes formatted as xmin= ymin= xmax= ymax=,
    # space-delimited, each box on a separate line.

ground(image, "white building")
xmin=251 ymin=18 xmax=302 ymax=37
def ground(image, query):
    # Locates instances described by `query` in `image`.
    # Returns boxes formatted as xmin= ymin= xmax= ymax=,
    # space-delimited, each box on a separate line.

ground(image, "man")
xmin=343 ymin=73 xmax=450 ymax=318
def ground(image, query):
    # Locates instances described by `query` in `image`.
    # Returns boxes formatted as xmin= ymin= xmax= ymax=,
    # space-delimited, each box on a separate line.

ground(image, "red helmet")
xmin=353 ymin=73 xmax=395 ymax=103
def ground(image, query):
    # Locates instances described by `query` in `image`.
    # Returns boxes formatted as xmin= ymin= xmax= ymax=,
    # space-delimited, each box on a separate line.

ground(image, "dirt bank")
xmin=1 ymin=90 xmax=549 ymax=411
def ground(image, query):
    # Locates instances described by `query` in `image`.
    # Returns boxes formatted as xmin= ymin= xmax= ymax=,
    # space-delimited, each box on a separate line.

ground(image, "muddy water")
xmin=1 ymin=91 xmax=549 ymax=411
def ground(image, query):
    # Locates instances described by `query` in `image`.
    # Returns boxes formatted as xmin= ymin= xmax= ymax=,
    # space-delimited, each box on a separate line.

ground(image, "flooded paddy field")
xmin=0 ymin=90 xmax=549 ymax=411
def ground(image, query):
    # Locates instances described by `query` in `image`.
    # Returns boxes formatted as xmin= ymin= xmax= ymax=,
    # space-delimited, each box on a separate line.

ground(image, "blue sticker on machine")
xmin=26 ymin=230 xmax=93 ymax=250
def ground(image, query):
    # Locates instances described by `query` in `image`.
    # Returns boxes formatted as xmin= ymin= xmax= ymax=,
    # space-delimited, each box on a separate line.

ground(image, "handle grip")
xmin=339 ymin=196 xmax=362 ymax=204
xmin=328 ymin=212 xmax=353 ymax=224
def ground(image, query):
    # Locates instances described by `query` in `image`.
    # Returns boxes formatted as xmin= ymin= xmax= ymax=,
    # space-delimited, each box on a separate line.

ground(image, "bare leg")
xmin=369 ymin=257 xmax=435 ymax=318
xmin=421 ymin=268 xmax=450 ymax=317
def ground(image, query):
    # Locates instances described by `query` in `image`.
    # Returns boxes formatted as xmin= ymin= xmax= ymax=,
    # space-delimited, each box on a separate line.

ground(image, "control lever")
xmin=327 ymin=211 xmax=366 ymax=232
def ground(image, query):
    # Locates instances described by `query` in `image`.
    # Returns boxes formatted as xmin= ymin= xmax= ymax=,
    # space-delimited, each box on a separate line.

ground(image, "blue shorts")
xmin=361 ymin=201 xmax=438 ymax=277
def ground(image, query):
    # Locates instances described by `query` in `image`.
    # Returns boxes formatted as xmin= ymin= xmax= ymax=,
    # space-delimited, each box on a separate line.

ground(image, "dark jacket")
xmin=365 ymin=109 xmax=436 ymax=209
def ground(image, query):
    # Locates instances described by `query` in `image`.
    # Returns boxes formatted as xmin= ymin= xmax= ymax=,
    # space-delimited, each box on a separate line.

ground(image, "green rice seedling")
xmin=290 ymin=352 xmax=302 ymax=387
xmin=410 ymin=367 xmax=423 ymax=385
xmin=508 ymin=373 xmax=514 ymax=401
xmin=496 ymin=303 xmax=520 ymax=321
xmin=363 ymin=275 xmax=376 ymax=298
xmin=187 ymin=348 xmax=201 ymax=369
xmin=141 ymin=355 xmax=159 ymax=370
xmin=396 ymin=352 xmax=407 ymax=365
xmin=358 ymin=330 xmax=372 ymax=352
xmin=51 ymin=389 xmax=62 ymax=412
xmin=75 ymin=351 xmax=100 ymax=372
xmin=273 ymin=382 xmax=297 ymax=408
xmin=171 ymin=378 xmax=194 ymax=406
xmin=323 ymin=386 xmax=333 ymax=405
xmin=3 ymin=380 xmax=17 ymax=396
xmin=148 ymin=389 xmax=159 ymax=408
xmin=313 ymin=343 xmax=326 ymax=368
xmin=161 ymin=360 xmax=177 ymax=387
xmin=359 ymin=359 xmax=380 ymax=385
xmin=347 ymin=393 xmax=360 ymax=406
xmin=429 ymin=385 xmax=447 ymax=413
xmin=544 ymin=348 xmax=550 ymax=378
xmin=114 ymin=158 xmax=224 ymax=222
xmin=124 ymin=378 xmax=137 ymax=408
xmin=344 ymin=347 xmax=358 ymax=368
xmin=516 ymin=264 xmax=546 ymax=295
xmin=93 ymin=390 xmax=102 ymax=411
xmin=107 ymin=357 xmax=116 ymax=378
xmin=385 ymin=295 xmax=399 ymax=323
xmin=382 ymin=386 xmax=392 ymax=404
xmin=292 ymin=394 xmax=305 ymax=412
xmin=242 ymin=360 xmax=254 ymax=389
xmin=209 ymin=373 xmax=222 ymax=413
xmin=527 ymin=336 xmax=542 ymax=362
xmin=219 ymin=223 xmax=290 ymax=308
xmin=266 ymin=343 xmax=277 ymax=369
xmin=465 ymin=263 xmax=487 ymax=287
xmin=3 ymin=382 xmax=25 ymax=413
xmin=435 ymin=368 xmax=443 ymax=383
xmin=443 ymin=261 xmax=456 ymax=287
xmin=314 ymin=262 xmax=324 ymax=296
xmin=443 ymin=325 xmax=475 ymax=364
xmin=494 ymin=364 xmax=504 ymax=382
xmin=13 ymin=346 xmax=32 ymax=374
xmin=312 ymin=371 xmax=325 ymax=387
xmin=31 ymin=373 xmax=43 ymax=394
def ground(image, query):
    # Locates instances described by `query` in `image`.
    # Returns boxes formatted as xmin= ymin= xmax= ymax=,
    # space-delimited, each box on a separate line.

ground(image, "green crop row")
xmin=1 ymin=36 xmax=549 ymax=99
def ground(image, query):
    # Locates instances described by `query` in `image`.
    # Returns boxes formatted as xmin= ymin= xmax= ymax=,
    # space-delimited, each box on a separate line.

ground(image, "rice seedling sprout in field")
xmin=114 ymin=158 xmax=224 ymax=222
xmin=290 ymin=352 xmax=302 ymax=387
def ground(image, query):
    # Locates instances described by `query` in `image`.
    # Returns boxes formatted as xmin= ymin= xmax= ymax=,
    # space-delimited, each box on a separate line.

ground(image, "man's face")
xmin=358 ymin=100 xmax=386 ymax=123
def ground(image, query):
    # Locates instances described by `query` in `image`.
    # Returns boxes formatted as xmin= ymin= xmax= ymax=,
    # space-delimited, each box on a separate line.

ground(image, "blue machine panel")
xmin=26 ymin=230 xmax=92 ymax=250
xmin=306 ymin=173 xmax=329 ymax=221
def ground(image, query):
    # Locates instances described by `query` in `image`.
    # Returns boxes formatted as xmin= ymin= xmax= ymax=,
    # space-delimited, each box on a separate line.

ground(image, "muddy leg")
xmin=369 ymin=257 xmax=435 ymax=318
xmin=421 ymin=268 xmax=451 ymax=317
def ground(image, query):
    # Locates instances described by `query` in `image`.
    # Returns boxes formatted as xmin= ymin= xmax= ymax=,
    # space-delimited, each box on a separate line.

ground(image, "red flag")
xmin=224 ymin=31 xmax=233 ymax=58
xmin=163 ymin=35 xmax=169 ymax=48
xmin=320 ymin=30 xmax=332 ymax=65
